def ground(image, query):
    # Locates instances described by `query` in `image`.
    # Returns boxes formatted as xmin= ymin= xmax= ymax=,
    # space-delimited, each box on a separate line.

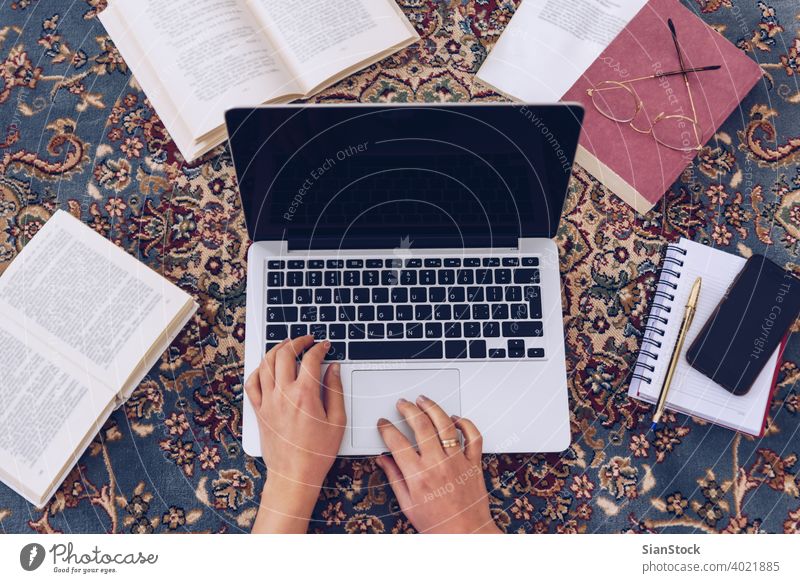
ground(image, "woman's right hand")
xmin=375 ymin=395 xmax=501 ymax=534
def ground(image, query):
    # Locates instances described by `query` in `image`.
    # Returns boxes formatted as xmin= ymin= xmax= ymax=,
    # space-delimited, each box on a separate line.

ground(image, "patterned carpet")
xmin=1 ymin=0 xmax=799 ymax=534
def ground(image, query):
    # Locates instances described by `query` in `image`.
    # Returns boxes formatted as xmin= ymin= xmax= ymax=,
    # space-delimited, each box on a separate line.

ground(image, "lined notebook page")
xmin=629 ymin=238 xmax=780 ymax=435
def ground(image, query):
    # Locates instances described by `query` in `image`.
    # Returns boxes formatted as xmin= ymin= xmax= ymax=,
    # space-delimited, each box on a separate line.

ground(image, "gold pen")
xmin=651 ymin=276 xmax=702 ymax=429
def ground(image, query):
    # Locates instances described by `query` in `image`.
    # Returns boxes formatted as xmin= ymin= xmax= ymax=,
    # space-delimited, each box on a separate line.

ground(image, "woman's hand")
xmin=246 ymin=336 xmax=346 ymax=533
xmin=375 ymin=396 xmax=501 ymax=534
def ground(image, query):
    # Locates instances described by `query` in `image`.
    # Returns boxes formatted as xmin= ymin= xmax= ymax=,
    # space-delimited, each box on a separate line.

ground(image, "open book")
xmin=99 ymin=0 xmax=419 ymax=162
xmin=0 ymin=211 xmax=197 ymax=507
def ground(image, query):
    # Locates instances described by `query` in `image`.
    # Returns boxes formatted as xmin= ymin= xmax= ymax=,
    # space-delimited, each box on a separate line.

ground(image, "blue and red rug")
xmin=1 ymin=0 xmax=799 ymax=533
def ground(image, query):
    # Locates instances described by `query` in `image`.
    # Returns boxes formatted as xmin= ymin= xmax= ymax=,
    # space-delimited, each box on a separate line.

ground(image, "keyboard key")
xmin=357 ymin=306 xmax=375 ymax=321
xmin=346 ymin=259 xmax=363 ymax=268
xmin=329 ymin=324 xmax=346 ymax=339
xmin=429 ymin=287 xmax=446 ymax=302
xmin=288 ymin=260 xmax=305 ymax=269
xmin=309 ymin=324 xmax=327 ymax=340
xmin=503 ymin=257 xmax=519 ymax=266
xmin=344 ymin=271 xmax=360 ymax=286
xmin=527 ymin=348 xmax=545 ymax=358
xmin=387 ymin=323 xmax=404 ymax=339
xmin=348 ymin=324 xmax=366 ymax=339
xmin=464 ymin=258 xmax=481 ymax=267
xmin=505 ymin=286 xmax=522 ymax=302
xmin=386 ymin=259 xmax=403 ymax=268
xmin=334 ymin=289 xmax=351 ymax=304
xmin=409 ymin=288 xmax=427 ymax=303
xmin=266 ymin=325 xmax=288 ymax=341
xmin=267 ymin=260 xmax=285 ymax=270
xmin=502 ymin=322 xmax=543 ymax=337
xmin=368 ymin=324 xmax=385 ymax=339
xmin=508 ymin=339 xmax=525 ymax=358
xmin=295 ymin=289 xmax=313 ymax=304
xmin=522 ymin=257 xmax=539 ymax=266
xmin=267 ymin=307 xmax=298 ymax=322
xmin=353 ymin=288 xmax=370 ymax=303
xmin=491 ymin=304 xmax=509 ymax=320
xmin=376 ymin=305 xmax=394 ymax=321
xmin=445 ymin=340 xmax=467 ymax=359
xmin=489 ymin=348 xmax=506 ymax=358
xmin=469 ymin=340 xmax=487 ymax=358
xmin=328 ymin=259 xmax=345 ymax=269
xmin=372 ymin=288 xmax=389 ymax=303
xmin=314 ymin=289 xmax=332 ymax=304
xmin=290 ymin=324 xmax=307 ymax=337
xmin=494 ymin=269 xmax=511 ymax=284
xmin=366 ymin=259 xmax=383 ymax=268
xmin=381 ymin=270 xmax=398 ymax=285
xmin=267 ymin=289 xmax=293 ymax=304
xmin=447 ymin=287 xmax=465 ymax=302
xmin=319 ymin=306 xmax=336 ymax=322
xmin=472 ymin=304 xmax=490 ymax=320
xmin=433 ymin=305 xmax=451 ymax=320
xmin=324 ymin=342 xmax=346 ymax=361
xmin=300 ymin=307 xmax=317 ymax=322
xmin=391 ymin=288 xmax=408 ymax=303
xmin=396 ymin=305 xmax=414 ymax=321
xmin=405 ymin=323 xmax=423 ymax=338
xmin=510 ymin=304 xmax=529 ymax=319
xmin=483 ymin=322 xmax=500 ymax=337
xmin=405 ymin=258 xmax=422 ymax=268
xmin=466 ymin=287 xmax=484 ymax=302
xmin=338 ymin=306 xmax=356 ymax=321
xmin=424 ymin=258 xmax=442 ymax=267
xmin=444 ymin=258 xmax=461 ymax=267
xmin=475 ymin=269 xmax=492 ymax=285
xmin=363 ymin=270 xmax=379 ymax=285
xmin=349 ymin=341 xmax=442 ymax=360
xmin=444 ymin=322 xmax=462 ymax=338
xmin=514 ymin=269 xmax=540 ymax=284
xmin=464 ymin=322 xmax=481 ymax=337
xmin=486 ymin=286 xmax=503 ymax=302
xmin=425 ymin=323 xmax=443 ymax=338
xmin=400 ymin=270 xmax=417 ymax=285
xmin=420 ymin=270 xmax=436 ymax=285
xmin=325 ymin=271 xmax=341 ymax=286
xmin=308 ymin=260 xmax=324 ymax=269
xmin=457 ymin=269 xmax=474 ymax=285
xmin=437 ymin=270 xmax=455 ymax=285
xmin=483 ymin=258 xmax=500 ymax=267
xmin=453 ymin=304 xmax=470 ymax=320
xmin=415 ymin=305 xmax=433 ymax=321
xmin=525 ymin=286 xmax=542 ymax=319
xmin=267 ymin=272 xmax=284 ymax=287
xmin=287 ymin=271 xmax=304 ymax=286
xmin=265 ymin=342 xmax=280 ymax=353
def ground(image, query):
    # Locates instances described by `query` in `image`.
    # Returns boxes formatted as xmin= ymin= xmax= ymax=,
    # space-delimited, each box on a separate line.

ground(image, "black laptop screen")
xmin=226 ymin=104 xmax=583 ymax=247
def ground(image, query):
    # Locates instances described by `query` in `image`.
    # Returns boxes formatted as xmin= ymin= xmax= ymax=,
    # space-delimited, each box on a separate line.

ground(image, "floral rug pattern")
xmin=1 ymin=0 xmax=800 ymax=533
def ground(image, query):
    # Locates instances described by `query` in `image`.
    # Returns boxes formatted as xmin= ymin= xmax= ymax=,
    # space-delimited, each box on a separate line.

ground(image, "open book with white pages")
xmin=628 ymin=238 xmax=783 ymax=436
xmin=0 ymin=211 xmax=197 ymax=507
xmin=99 ymin=0 xmax=419 ymax=162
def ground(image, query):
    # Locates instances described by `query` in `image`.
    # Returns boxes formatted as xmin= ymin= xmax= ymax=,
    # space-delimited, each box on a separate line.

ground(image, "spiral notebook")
xmin=628 ymin=238 xmax=784 ymax=436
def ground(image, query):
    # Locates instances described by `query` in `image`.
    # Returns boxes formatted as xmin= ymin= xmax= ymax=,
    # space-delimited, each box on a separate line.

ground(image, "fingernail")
xmin=397 ymin=398 xmax=409 ymax=405
xmin=331 ymin=362 xmax=341 ymax=375
xmin=417 ymin=394 xmax=429 ymax=403
xmin=377 ymin=417 xmax=389 ymax=426
xmin=451 ymin=415 xmax=460 ymax=422
xmin=324 ymin=340 xmax=331 ymax=348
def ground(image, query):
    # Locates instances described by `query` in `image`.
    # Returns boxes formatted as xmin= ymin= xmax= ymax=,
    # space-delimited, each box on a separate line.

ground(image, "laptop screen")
xmin=226 ymin=104 xmax=583 ymax=247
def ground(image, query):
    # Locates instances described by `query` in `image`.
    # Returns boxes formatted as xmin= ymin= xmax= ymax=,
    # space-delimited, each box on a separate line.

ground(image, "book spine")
xmin=629 ymin=242 xmax=688 ymax=393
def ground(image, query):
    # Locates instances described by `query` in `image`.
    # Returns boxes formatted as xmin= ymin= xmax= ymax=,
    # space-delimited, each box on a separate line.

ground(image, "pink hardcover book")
xmin=561 ymin=0 xmax=762 ymax=213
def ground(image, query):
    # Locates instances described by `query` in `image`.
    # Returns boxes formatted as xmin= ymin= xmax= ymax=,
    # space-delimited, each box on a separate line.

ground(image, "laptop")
xmin=226 ymin=103 xmax=584 ymax=455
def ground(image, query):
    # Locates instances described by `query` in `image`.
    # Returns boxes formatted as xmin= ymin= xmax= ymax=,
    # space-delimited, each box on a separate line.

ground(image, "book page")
xmin=248 ymin=0 xmax=417 ymax=94
xmin=102 ymin=0 xmax=301 ymax=146
xmin=0 ymin=211 xmax=192 ymax=393
xmin=0 ymin=317 xmax=114 ymax=505
xmin=476 ymin=0 xmax=647 ymax=101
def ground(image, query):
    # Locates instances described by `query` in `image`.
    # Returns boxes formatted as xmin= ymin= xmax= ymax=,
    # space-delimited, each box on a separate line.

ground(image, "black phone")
xmin=686 ymin=255 xmax=800 ymax=395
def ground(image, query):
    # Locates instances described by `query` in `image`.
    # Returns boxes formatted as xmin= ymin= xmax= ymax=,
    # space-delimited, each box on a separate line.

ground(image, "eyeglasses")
xmin=586 ymin=19 xmax=720 ymax=152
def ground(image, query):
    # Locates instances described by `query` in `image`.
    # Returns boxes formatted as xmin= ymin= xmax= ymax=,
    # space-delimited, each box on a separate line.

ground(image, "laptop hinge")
xmin=288 ymin=235 xmax=519 ymax=251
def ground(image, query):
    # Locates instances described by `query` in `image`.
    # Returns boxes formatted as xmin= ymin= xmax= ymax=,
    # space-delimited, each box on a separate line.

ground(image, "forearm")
xmin=251 ymin=477 xmax=321 ymax=534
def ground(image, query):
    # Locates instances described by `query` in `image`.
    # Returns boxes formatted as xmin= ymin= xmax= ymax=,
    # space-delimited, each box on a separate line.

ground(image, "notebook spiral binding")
xmin=630 ymin=242 xmax=688 ymax=386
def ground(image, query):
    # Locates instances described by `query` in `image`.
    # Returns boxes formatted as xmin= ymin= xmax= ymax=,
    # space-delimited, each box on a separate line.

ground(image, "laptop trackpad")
xmin=351 ymin=369 xmax=461 ymax=449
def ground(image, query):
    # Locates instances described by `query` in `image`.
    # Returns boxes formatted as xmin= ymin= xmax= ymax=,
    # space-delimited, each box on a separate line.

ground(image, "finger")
xmin=452 ymin=416 xmax=483 ymax=462
xmin=374 ymin=455 xmax=412 ymax=509
xmin=322 ymin=363 xmax=346 ymax=425
xmin=396 ymin=399 xmax=442 ymax=458
xmin=415 ymin=395 xmax=460 ymax=455
xmin=275 ymin=335 xmax=313 ymax=387
xmin=297 ymin=339 xmax=329 ymax=388
xmin=377 ymin=418 xmax=419 ymax=473
xmin=259 ymin=339 xmax=286 ymax=395
xmin=244 ymin=369 xmax=262 ymax=409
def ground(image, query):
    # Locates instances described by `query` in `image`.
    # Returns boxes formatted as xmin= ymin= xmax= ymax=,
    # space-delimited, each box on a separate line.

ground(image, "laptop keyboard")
xmin=264 ymin=256 xmax=545 ymax=361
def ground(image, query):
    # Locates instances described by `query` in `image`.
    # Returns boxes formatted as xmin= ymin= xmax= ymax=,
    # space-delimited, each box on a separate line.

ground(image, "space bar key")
xmin=348 ymin=341 xmax=443 ymax=360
